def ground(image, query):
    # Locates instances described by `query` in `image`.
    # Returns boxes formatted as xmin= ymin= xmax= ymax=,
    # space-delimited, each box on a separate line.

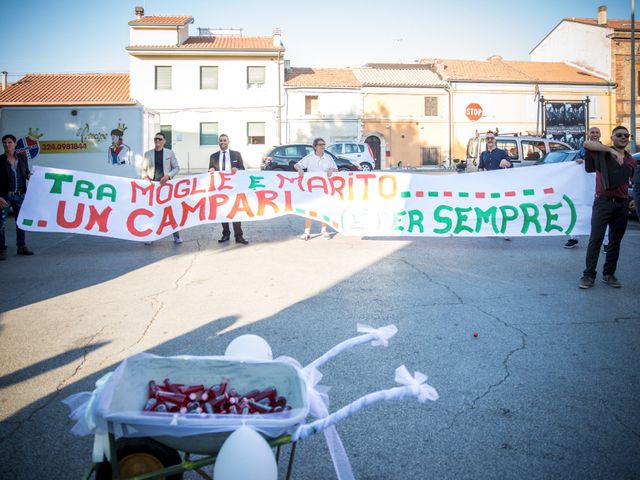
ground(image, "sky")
xmin=1 ymin=0 xmax=630 ymax=83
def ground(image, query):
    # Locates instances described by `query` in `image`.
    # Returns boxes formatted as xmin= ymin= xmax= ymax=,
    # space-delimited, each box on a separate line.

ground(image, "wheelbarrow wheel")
xmin=95 ymin=437 xmax=183 ymax=480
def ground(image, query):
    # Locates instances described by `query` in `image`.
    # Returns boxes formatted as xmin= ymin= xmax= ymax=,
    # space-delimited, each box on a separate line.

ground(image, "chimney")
xmin=135 ymin=6 xmax=144 ymax=19
xmin=273 ymin=27 xmax=282 ymax=47
xmin=1 ymin=71 xmax=7 ymax=91
xmin=597 ymin=5 xmax=607 ymax=25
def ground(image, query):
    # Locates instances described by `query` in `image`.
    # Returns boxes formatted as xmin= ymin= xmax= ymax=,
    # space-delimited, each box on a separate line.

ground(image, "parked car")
xmin=535 ymin=150 xmax=581 ymax=165
xmin=326 ymin=142 xmax=376 ymax=171
xmin=260 ymin=144 xmax=361 ymax=172
xmin=460 ymin=134 xmax=572 ymax=172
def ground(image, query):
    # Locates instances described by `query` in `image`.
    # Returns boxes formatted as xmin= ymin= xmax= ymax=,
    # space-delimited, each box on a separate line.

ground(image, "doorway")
xmin=365 ymin=135 xmax=381 ymax=169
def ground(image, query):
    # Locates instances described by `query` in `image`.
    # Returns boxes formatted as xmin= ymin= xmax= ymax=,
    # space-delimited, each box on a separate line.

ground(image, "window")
xmin=160 ymin=125 xmax=172 ymax=149
xmin=549 ymin=142 xmax=569 ymax=151
xmin=200 ymin=123 xmax=218 ymax=146
xmin=155 ymin=66 xmax=172 ymax=90
xmin=424 ymin=96 xmax=438 ymax=116
xmin=326 ymin=144 xmax=342 ymax=155
xmin=247 ymin=122 xmax=265 ymax=144
xmin=344 ymin=143 xmax=359 ymax=154
xmin=247 ymin=66 xmax=265 ymax=87
xmin=421 ymin=147 xmax=441 ymax=166
xmin=305 ymin=96 xmax=318 ymax=115
xmin=200 ymin=66 xmax=218 ymax=90
xmin=521 ymin=140 xmax=546 ymax=160
xmin=496 ymin=140 xmax=518 ymax=160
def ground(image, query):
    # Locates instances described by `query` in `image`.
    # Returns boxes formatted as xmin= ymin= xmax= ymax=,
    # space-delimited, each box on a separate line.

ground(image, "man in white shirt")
xmin=294 ymin=138 xmax=337 ymax=240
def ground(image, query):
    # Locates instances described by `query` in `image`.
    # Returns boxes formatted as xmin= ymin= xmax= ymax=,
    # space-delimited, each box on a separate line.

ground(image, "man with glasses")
xmin=579 ymin=126 xmax=636 ymax=289
xmin=295 ymin=138 xmax=337 ymax=240
xmin=140 ymin=132 xmax=182 ymax=244
xmin=478 ymin=131 xmax=512 ymax=171
xmin=565 ymin=127 xmax=602 ymax=249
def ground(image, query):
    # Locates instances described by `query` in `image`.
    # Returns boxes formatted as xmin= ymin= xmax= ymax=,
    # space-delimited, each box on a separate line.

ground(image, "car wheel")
xmin=95 ymin=438 xmax=183 ymax=480
xmin=360 ymin=163 xmax=373 ymax=171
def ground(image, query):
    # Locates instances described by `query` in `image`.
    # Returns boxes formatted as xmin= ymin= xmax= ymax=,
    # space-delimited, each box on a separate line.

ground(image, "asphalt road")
xmin=1 ymin=213 xmax=639 ymax=479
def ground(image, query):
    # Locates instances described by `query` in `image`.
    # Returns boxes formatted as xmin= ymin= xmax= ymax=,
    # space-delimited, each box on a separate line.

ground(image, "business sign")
xmin=18 ymin=164 xmax=594 ymax=241
xmin=466 ymin=103 xmax=483 ymax=121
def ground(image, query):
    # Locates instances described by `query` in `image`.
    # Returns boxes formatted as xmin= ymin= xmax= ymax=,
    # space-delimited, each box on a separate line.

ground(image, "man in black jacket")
xmin=0 ymin=134 xmax=34 ymax=260
xmin=208 ymin=134 xmax=249 ymax=245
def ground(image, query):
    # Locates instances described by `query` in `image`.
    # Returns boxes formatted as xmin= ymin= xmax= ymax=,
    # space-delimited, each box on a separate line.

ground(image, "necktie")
xmin=222 ymin=151 xmax=226 ymax=171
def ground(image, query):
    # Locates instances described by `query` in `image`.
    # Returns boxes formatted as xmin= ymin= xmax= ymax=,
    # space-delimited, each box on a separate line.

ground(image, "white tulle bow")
xmin=356 ymin=323 xmax=398 ymax=347
xmin=394 ymin=365 xmax=439 ymax=402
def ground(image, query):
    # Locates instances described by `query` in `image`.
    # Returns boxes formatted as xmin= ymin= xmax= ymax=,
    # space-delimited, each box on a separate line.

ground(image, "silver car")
xmin=326 ymin=142 xmax=376 ymax=171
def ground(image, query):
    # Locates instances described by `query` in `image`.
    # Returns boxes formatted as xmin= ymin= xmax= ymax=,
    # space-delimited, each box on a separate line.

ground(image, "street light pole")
xmin=631 ymin=0 xmax=637 ymax=152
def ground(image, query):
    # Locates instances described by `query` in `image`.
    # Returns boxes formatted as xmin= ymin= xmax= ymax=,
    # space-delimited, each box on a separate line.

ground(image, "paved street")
xmin=1 ymin=212 xmax=639 ymax=479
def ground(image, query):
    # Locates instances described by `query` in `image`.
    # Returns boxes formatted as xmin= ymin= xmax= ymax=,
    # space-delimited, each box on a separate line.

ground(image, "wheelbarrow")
xmin=65 ymin=324 xmax=439 ymax=479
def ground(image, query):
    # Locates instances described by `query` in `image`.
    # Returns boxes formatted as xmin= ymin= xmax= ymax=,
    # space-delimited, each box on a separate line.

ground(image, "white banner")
xmin=18 ymin=163 xmax=595 ymax=241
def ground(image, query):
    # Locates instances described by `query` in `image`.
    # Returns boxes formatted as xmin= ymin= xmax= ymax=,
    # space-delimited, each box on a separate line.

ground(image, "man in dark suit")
xmin=208 ymin=134 xmax=249 ymax=245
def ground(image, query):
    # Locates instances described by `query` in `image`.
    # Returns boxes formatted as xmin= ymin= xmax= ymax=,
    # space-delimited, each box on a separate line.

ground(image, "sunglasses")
xmin=154 ymin=138 xmax=164 ymax=141
xmin=316 ymin=143 xmax=326 ymax=146
xmin=486 ymin=137 xmax=496 ymax=141
xmin=614 ymin=133 xmax=630 ymax=138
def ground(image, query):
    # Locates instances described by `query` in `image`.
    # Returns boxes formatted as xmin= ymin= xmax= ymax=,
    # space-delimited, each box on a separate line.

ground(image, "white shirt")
xmin=296 ymin=152 xmax=337 ymax=172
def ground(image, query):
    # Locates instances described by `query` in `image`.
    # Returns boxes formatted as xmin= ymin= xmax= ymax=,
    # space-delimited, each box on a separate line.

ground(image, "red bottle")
xmin=156 ymin=390 xmax=187 ymax=405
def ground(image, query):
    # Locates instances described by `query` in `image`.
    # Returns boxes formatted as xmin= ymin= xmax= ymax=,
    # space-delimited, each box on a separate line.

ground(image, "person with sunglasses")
xmin=140 ymin=132 xmax=182 ymax=244
xmin=295 ymin=138 xmax=337 ymax=240
xmin=478 ymin=131 xmax=512 ymax=171
xmin=579 ymin=126 xmax=636 ymax=289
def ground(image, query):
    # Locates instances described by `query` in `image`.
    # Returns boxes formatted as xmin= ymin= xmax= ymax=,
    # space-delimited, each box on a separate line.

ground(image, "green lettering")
xmin=499 ymin=205 xmax=519 ymax=234
xmin=474 ymin=206 xmax=498 ymax=233
xmin=543 ymin=202 xmax=563 ymax=233
xmin=45 ymin=172 xmax=74 ymax=194
xmin=433 ymin=205 xmax=453 ymax=234
xmin=97 ymin=184 xmax=116 ymax=202
xmin=407 ymin=209 xmax=424 ymax=233
xmin=74 ymin=180 xmax=94 ymax=199
xmin=248 ymin=175 xmax=266 ymax=190
xmin=454 ymin=207 xmax=473 ymax=234
xmin=563 ymin=194 xmax=577 ymax=235
xmin=393 ymin=211 xmax=406 ymax=231
xmin=520 ymin=203 xmax=542 ymax=234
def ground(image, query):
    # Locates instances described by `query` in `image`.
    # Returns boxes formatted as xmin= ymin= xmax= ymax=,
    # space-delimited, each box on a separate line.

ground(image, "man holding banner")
xmin=140 ymin=132 xmax=182 ymax=244
xmin=579 ymin=126 xmax=636 ymax=289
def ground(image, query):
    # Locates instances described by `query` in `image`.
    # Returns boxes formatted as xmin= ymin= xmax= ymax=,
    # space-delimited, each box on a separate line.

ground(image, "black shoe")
xmin=235 ymin=236 xmax=249 ymax=245
xmin=578 ymin=275 xmax=595 ymax=289
xmin=17 ymin=246 xmax=34 ymax=256
xmin=218 ymin=234 xmax=230 ymax=243
xmin=564 ymin=239 xmax=578 ymax=249
xmin=602 ymin=274 xmax=621 ymax=288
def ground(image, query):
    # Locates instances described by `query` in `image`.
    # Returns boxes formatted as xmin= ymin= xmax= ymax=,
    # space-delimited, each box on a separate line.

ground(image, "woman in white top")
xmin=294 ymin=138 xmax=337 ymax=240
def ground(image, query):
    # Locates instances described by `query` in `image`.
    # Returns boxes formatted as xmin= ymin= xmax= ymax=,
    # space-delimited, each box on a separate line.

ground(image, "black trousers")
xmin=222 ymin=222 xmax=243 ymax=238
xmin=583 ymin=197 xmax=629 ymax=278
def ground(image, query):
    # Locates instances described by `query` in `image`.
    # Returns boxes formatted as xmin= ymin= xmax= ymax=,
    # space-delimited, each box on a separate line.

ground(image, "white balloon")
xmin=214 ymin=426 xmax=278 ymax=480
xmin=225 ymin=334 xmax=273 ymax=360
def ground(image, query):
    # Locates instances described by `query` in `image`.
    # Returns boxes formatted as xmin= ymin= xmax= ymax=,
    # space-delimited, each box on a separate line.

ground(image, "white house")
xmin=127 ymin=8 xmax=285 ymax=170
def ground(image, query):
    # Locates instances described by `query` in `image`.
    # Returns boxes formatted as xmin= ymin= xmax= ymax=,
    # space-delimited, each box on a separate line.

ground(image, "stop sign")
xmin=466 ymin=103 xmax=483 ymax=121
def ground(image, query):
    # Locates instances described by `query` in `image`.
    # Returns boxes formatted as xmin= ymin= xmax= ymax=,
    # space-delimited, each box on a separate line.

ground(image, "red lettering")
xmin=131 ymin=181 xmax=154 ymax=206
xmin=355 ymin=173 xmax=376 ymax=201
xmin=306 ymin=176 xmax=329 ymax=194
xmin=329 ymin=176 xmax=346 ymax=200
xmin=56 ymin=201 xmax=84 ymax=228
xmin=276 ymin=173 xmax=304 ymax=191
xmin=127 ymin=208 xmax=153 ymax=237
xmin=227 ymin=193 xmax=254 ymax=219
xmin=174 ymin=179 xmax=191 ymax=198
xmin=207 ymin=194 xmax=229 ymax=220
xmin=217 ymin=172 xmax=234 ymax=191
xmin=254 ymin=190 xmax=279 ymax=216
xmin=85 ymin=205 xmax=112 ymax=232
xmin=155 ymin=183 xmax=173 ymax=205
xmin=180 ymin=198 xmax=207 ymax=226
xmin=284 ymin=190 xmax=292 ymax=212
xmin=157 ymin=206 xmax=178 ymax=234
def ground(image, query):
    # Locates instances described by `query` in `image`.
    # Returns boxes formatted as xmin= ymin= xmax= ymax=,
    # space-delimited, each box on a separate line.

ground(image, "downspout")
xmin=445 ymin=84 xmax=453 ymax=168
xmin=277 ymin=50 xmax=283 ymax=144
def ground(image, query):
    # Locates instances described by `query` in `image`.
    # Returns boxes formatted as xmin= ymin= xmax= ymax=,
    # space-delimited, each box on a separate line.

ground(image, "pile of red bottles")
xmin=143 ymin=378 xmax=291 ymax=415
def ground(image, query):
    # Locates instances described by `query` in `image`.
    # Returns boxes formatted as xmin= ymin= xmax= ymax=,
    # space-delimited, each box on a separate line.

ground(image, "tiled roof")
xmin=0 ymin=74 xmax=134 ymax=106
xmin=285 ymin=68 xmax=360 ymax=87
xmin=564 ymin=17 xmax=640 ymax=30
xmin=128 ymin=15 xmax=193 ymax=26
xmin=353 ymin=66 xmax=446 ymax=87
xmin=419 ymin=57 xmax=610 ymax=84
xmin=128 ymin=36 xmax=283 ymax=51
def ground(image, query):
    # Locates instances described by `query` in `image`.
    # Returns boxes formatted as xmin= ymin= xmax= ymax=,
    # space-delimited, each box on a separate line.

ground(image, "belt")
xmin=595 ymin=195 xmax=627 ymax=203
